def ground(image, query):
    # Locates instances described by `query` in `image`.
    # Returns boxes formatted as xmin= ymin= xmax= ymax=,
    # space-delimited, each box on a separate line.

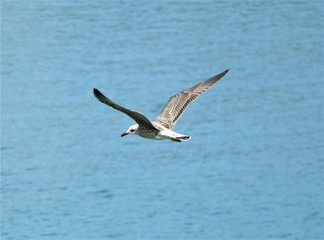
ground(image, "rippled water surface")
xmin=2 ymin=1 xmax=323 ymax=239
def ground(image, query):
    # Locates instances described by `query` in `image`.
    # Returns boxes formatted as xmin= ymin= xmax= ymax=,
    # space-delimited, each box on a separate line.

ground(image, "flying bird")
xmin=93 ymin=69 xmax=229 ymax=142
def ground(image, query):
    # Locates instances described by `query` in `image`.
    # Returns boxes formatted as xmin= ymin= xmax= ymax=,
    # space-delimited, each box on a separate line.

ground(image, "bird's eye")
xmin=130 ymin=129 xmax=135 ymax=132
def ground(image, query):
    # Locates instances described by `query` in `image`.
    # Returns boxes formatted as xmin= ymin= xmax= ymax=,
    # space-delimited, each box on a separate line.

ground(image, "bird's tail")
xmin=171 ymin=135 xmax=191 ymax=142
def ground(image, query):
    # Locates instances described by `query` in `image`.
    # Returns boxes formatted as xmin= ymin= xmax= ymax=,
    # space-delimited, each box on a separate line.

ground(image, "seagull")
xmin=93 ymin=69 xmax=229 ymax=142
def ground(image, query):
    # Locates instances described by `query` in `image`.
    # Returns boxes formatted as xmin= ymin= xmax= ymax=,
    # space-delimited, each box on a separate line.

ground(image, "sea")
xmin=1 ymin=1 xmax=323 ymax=239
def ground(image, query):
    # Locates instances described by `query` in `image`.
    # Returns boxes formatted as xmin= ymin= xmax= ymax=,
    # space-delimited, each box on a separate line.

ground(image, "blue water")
xmin=1 ymin=1 xmax=323 ymax=239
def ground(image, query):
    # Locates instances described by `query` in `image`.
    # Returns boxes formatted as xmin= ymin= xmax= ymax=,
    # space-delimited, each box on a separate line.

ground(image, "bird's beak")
xmin=121 ymin=132 xmax=128 ymax=137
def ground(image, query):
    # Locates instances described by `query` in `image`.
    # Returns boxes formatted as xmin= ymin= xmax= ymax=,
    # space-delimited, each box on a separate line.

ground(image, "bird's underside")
xmin=93 ymin=69 xmax=229 ymax=142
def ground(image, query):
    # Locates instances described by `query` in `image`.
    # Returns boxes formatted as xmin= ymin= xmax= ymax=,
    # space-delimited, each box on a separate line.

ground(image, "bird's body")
xmin=93 ymin=69 xmax=229 ymax=142
xmin=136 ymin=122 xmax=190 ymax=142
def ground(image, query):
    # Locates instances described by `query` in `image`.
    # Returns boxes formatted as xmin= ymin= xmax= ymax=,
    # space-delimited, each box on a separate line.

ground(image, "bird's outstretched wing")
xmin=154 ymin=69 xmax=229 ymax=129
xmin=93 ymin=88 xmax=158 ymax=131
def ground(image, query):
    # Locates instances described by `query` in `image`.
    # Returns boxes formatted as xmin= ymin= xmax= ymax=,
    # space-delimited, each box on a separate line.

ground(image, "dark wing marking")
xmin=153 ymin=69 xmax=229 ymax=129
xmin=93 ymin=88 xmax=158 ymax=131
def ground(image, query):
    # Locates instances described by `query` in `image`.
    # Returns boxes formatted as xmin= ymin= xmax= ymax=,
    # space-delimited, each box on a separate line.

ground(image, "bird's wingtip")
xmin=218 ymin=69 xmax=230 ymax=78
xmin=93 ymin=88 xmax=102 ymax=96
xmin=212 ymin=69 xmax=229 ymax=80
xmin=93 ymin=88 xmax=104 ymax=100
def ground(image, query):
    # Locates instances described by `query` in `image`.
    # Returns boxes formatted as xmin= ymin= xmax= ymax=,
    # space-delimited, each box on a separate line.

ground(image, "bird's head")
xmin=121 ymin=124 xmax=139 ymax=137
